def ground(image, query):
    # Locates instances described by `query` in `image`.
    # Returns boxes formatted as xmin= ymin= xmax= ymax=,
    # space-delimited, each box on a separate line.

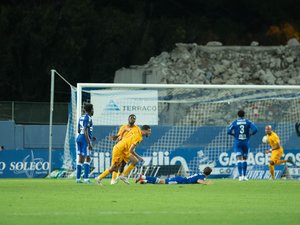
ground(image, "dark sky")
xmin=0 ymin=0 xmax=299 ymax=102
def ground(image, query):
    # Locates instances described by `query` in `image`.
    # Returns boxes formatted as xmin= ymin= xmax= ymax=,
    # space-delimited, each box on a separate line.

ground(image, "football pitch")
xmin=0 ymin=179 xmax=300 ymax=225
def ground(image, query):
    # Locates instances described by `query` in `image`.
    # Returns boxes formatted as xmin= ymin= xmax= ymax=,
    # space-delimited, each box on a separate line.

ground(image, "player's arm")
xmin=227 ymin=123 xmax=234 ymax=136
xmin=116 ymin=127 xmax=131 ymax=141
xmin=295 ymin=123 xmax=300 ymax=136
xmin=82 ymin=116 xmax=92 ymax=150
xmin=109 ymin=126 xmax=130 ymax=141
xmin=84 ymin=127 xmax=92 ymax=150
xmin=197 ymin=179 xmax=211 ymax=185
xmin=109 ymin=126 xmax=123 ymax=141
xmin=250 ymin=121 xmax=258 ymax=136
xmin=129 ymin=144 xmax=143 ymax=162
xmin=77 ymin=122 xmax=81 ymax=134
xmin=266 ymin=141 xmax=281 ymax=153
xmin=109 ymin=135 xmax=119 ymax=141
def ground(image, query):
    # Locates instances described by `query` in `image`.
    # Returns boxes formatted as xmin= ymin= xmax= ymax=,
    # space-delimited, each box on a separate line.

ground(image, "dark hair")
xmin=237 ymin=110 xmax=245 ymax=118
xmin=141 ymin=125 xmax=151 ymax=130
xmin=128 ymin=114 xmax=136 ymax=119
xmin=84 ymin=103 xmax=93 ymax=113
xmin=203 ymin=167 xmax=212 ymax=176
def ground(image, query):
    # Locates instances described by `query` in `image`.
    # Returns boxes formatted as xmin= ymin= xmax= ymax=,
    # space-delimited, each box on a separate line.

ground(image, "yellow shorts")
xmin=270 ymin=149 xmax=283 ymax=162
xmin=123 ymin=150 xmax=133 ymax=162
xmin=111 ymin=146 xmax=125 ymax=166
xmin=123 ymin=158 xmax=129 ymax=164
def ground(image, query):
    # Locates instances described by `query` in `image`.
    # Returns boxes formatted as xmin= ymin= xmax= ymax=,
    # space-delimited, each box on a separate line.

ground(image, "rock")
xmin=250 ymin=41 xmax=259 ymax=46
xmin=221 ymin=59 xmax=231 ymax=66
xmin=213 ymin=64 xmax=226 ymax=75
xmin=120 ymin=42 xmax=300 ymax=87
xmin=287 ymin=38 xmax=300 ymax=46
xmin=211 ymin=77 xmax=225 ymax=84
xmin=275 ymin=78 xmax=284 ymax=85
xmin=206 ymin=41 xmax=223 ymax=46
xmin=288 ymin=79 xmax=297 ymax=85
xmin=286 ymin=57 xmax=294 ymax=63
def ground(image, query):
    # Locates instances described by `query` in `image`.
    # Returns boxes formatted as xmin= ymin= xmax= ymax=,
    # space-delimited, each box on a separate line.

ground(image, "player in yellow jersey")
xmin=110 ymin=114 xmax=141 ymax=184
xmin=95 ymin=125 xmax=151 ymax=185
xmin=264 ymin=125 xmax=295 ymax=179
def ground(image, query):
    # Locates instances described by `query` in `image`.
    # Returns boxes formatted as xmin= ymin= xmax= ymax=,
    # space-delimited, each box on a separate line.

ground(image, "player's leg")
xmin=83 ymin=155 xmax=91 ymax=184
xmin=234 ymin=143 xmax=243 ymax=180
xmin=119 ymin=160 xmax=127 ymax=174
xmin=96 ymin=147 xmax=123 ymax=184
xmin=269 ymin=151 xmax=279 ymax=180
xmin=96 ymin=162 xmax=119 ymax=184
xmin=241 ymin=144 xmax=249 ymax=180
xmin=76 ymin=142 xmax=85 ymax=183
xmin=237 ymin=156 xmax=243 ymax=181
xmin=111 ymin=172 xmax=118 ymax=184
xmin=137 ymin=175 xmax=162 ymax=184
xmin=268 ymin=163 xmax=275 ymax=180
xmin=76 ymin=155 xmax=84 ymax=183
xmin=272 ymin=150 xmax=290 ymax=166
xmin=269 ymin=150 xmax=292 ymax=180
xmin=165 ymin=176 xmax=185 ymax=184
xmin=115 ymin=155 xmax=137 ymax=184
xmin=122 ymin=155 xmax=138 ymax=177
xmin=242 ymin=156 xmax=248 ymax=180
xmin=273 ymin=159 xmax=288 ymax=166
xmin=111 ymin=160 xmax=126 ymax=184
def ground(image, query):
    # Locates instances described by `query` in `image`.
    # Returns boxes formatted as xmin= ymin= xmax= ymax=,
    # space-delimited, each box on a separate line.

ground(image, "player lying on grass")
xmin=135 ymin=167 xmax=212 ymax=185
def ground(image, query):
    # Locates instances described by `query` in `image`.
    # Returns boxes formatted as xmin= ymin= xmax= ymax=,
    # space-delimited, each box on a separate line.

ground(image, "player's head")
xmin=265 ymin=125 xmax=272 ymax=135
xmin=237 ymin=110 xmax=245 ymax=118
xmin=203 ymin=167 xmax=212 ymax=176
xmin=128 ymin=114 xmax=136 ymax=126
xmin=141 ymin=125 xmax=151 ymax=137
xmin=84 ymin=103 xmax=94 ymax=116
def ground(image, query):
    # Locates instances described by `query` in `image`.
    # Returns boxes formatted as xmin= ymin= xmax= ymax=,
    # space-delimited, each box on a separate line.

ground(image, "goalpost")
xmin=49 ymin=69 xmax=74 ymax=175
xmin=61 ymin=82 xmax=300 ymax=179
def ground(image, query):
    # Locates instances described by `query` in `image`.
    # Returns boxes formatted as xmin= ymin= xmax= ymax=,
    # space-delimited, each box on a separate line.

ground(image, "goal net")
xmin=63 ymin=84 xmax=300 ymax=179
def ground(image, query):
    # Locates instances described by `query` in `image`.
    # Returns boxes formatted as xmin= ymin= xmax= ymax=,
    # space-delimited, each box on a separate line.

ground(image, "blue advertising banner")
xmin=0 ymin=149 xmax=63 ymax=178
xmin=91 ymin=147 xmax=300 ymax=180
xmin=1 ymin=148 xmax=298 ymax=179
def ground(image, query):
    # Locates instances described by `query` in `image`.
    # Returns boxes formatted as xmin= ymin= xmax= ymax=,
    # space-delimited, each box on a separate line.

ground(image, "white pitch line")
xmin=9 ymin=211 xmax=208 ymax=216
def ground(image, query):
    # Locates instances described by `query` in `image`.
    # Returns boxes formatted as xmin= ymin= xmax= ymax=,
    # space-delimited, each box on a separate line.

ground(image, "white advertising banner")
xmin=91 ymin=90 xmax=158 ymax=125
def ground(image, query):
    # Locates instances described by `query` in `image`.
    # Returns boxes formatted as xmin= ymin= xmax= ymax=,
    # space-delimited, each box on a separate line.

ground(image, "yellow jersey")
xmin=268 ymin=131 xmax=283 ymax=152
xmin=115 ymin=128 xmax=143 ymax=152
xmin=117 ymin=124 xmax=141 ymax=139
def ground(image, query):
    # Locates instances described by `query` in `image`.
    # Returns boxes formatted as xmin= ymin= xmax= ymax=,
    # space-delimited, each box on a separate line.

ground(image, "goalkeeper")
xmin=264 ymin=125 xmax=295 ymax=179
xmin=135 ymin=167 xmax=212 ymax=185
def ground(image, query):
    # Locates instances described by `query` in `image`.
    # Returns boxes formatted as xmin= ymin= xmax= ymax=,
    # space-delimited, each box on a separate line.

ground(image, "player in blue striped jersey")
xmin=76 ymin=103 xmax=94 ymax=184
xmin=135 ymin=167 xmax=212 ymax=185
xmin=227 ymin=110 xmax=258 ymax=181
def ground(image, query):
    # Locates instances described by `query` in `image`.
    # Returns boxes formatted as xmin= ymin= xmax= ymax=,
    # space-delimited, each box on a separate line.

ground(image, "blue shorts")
xmin=76 ymin=141 xmax=90 ymax=157
xmin=165 ymin=176 xmax=185 ymax=184
xmin=234 ymin=141 xmax=249 ymax=157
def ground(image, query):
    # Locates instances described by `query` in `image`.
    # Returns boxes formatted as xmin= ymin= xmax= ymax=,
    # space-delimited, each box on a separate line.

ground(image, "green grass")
xmin=0 ymin=179 xmax=300 ymax=225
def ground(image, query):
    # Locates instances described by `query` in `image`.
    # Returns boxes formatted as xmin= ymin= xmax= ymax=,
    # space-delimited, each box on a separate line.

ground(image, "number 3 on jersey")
xmin=238 ymin=125 xmax=246 ymax=140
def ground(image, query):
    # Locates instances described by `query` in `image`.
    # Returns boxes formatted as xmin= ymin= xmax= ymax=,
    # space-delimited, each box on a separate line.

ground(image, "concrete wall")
xmin=0 ymin=121 xmax=66 ymax=150
xmin=114 ymin=67 xmax=164 ymax=84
